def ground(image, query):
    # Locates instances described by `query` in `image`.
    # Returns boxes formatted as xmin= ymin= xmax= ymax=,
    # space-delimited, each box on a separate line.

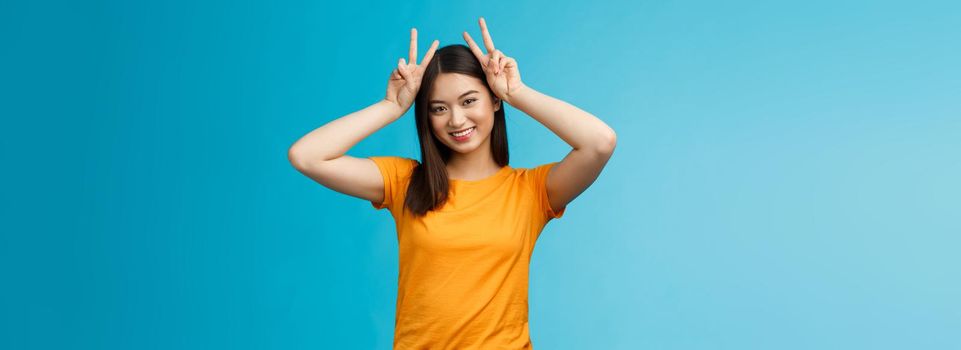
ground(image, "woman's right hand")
xmin=385 ymin=28 xmax=439 ymax=114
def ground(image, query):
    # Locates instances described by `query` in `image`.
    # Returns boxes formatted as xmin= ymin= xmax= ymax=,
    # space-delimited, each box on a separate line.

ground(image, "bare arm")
xmin=287 ymin=100 xmax=404 ymax=203
xmin=464 ymin=17 xmax=616 ymax=213
xmin=288 ymin=28 xmax=439 ymax=204
xmin=507 ymin=84 xmax=616 ymax=212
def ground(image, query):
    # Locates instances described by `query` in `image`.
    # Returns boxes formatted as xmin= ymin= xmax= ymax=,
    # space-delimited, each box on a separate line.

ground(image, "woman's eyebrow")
xmin=430 ymin=90 xmax=478 ymax=103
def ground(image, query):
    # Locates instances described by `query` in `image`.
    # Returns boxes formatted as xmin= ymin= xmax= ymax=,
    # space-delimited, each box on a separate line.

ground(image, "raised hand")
xmin=463 ymin=17 xmax=525 ymax=104
xmin=385 ymin=28 xmax=439 ymax=113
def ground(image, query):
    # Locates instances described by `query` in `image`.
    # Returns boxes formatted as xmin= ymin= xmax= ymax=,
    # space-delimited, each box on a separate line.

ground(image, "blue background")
xmin=2 ymin=0 xmax=959 ymax=349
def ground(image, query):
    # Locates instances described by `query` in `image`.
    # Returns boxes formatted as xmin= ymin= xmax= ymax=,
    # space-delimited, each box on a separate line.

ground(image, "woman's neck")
xmin=446 ymin=151 xmax=501 ymax=181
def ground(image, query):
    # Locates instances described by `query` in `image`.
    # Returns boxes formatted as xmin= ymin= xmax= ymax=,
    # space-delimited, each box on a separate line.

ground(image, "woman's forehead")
xmin=430 ymin=73 xmax=485 ymax=101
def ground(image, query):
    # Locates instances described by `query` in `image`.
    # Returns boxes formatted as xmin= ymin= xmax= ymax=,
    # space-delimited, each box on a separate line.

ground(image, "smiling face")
xmin=428 ymin=73 xmax=501 ymax=156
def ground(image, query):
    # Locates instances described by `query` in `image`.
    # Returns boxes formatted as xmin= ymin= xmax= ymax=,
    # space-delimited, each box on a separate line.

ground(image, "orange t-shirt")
xmin=368 ymin=156 xmax=566 ymax=350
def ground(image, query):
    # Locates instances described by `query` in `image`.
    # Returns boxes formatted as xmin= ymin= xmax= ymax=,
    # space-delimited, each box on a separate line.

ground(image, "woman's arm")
xmin=287 ymin=99 xmax=404 ymax=205
xmin=464 ymin=17 xmax=616 ymax=213
xmin=288 ymin=29 xmax=438 ymax=204
xmin=508 ymin=84 xmax=617 ymax=213
xmin=506 ymin=84 xmax=616 ymax=154
xmin=288 ymin=99 xmax=403 ymax=167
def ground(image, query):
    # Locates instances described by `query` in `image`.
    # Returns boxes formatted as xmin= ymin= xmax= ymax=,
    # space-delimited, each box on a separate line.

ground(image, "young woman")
xmin=289 ymin=18 xmax=616 ymax=349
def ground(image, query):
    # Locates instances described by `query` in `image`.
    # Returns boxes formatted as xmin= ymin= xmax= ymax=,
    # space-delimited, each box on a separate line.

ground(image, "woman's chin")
xmin=446 ymin=140 xmax=481 ymax=154
xmin=439 ymin=132 xmax=487 ymax=154
xmin=449 ymin=145 xmax=476 ymax=154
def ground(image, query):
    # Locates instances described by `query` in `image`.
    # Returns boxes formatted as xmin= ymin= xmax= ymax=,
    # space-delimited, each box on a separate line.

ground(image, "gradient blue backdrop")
xmin=2 ymin=0 xmax=959 ymax=349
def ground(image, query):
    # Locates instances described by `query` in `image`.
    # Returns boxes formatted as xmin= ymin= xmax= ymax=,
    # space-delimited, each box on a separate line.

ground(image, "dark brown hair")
xmin=403 ymin=44 xmax=509 ymax=217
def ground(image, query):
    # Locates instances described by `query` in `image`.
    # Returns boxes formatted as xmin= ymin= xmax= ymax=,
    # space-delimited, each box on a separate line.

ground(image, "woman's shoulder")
xmin=511 ymin=162 xmax=560 ymax=193
xmin=514 ymin=162 xmax=558 ymax=179
xmin=368 ymin=156 xmax=420 ymax=178
xmin=368 ymin=155 xmax=419 ymax=165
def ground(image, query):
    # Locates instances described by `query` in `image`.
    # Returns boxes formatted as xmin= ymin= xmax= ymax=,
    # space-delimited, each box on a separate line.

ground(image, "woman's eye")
xmin=431 ymin=99 xmax=474 ymax=113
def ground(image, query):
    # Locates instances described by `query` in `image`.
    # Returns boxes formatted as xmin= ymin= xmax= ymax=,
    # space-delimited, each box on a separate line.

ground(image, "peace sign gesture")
xmin=463 ymin=17 xmax=525 ymax=104
xmin=385 ymin=28 xmax=440 ymax=113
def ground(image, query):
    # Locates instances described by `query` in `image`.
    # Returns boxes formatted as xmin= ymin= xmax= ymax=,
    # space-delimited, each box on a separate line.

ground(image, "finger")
xmin=490 ymin=50 xmax=503 ymax=74
xmin=462 ymin=31 xmax=487 ymax=64
xmin=479 ymin=17 xmax=495 ymax=53
xmin=390 ymin=68 xmax=401 ymax=80
xmin=397 ymin=58 xmax=411 ymax=80
xmin=419 ymin=39 xmax=439 ymax=67
xmin=498 ymin=55 xmax=508 ymax=75
xmin=409 ymin=28 xmax=418 ymax=65
xmin=504 ymin=57 xmax=517 ymax=70
xmin=486 ymin=53 xmax=497 ymax=74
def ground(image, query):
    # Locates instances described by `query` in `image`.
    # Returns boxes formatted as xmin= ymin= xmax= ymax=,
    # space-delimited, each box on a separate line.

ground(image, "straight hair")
xmin=403 ymin=44 xmax=509 ymax=217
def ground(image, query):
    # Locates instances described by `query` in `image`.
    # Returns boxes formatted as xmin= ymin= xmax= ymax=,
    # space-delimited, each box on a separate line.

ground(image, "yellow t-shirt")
xmin=368 ymin=156 xmax=566 ymax=350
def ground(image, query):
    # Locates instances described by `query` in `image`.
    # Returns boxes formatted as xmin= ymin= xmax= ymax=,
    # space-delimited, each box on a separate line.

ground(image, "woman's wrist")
xmin=378 ymin=99 xmax=408 ymax=120
xmin=503 ymin=82 xmax=531 ymax=106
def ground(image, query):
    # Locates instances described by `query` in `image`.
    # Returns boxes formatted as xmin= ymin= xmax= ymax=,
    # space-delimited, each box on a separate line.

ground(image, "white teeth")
xmin=451 ymin=127 xmax=474 ymax=137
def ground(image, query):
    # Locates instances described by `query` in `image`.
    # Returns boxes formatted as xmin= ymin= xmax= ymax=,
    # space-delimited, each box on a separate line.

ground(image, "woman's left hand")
xmin=463 ymin=17 xmax=525 ymax=105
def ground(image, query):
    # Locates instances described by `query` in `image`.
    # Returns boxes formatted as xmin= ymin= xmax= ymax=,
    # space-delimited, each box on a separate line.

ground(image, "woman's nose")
xmin=449 ymin=107 xmax=467 ymax=126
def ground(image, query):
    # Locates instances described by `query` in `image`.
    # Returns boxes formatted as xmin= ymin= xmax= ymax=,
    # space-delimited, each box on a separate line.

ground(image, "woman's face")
xmin=427 ymin=73 xmax=500 ymax=156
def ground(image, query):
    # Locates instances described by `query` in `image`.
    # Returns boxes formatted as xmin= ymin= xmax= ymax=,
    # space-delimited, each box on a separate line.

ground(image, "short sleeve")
xmin=531 ymin=162 xmax=566 ymax=220
xmin=368 ymin=156 xmax=419 ymax=212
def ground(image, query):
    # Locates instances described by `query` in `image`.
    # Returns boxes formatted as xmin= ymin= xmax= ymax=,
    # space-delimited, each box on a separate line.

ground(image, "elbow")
xmin=287 ymin=145 xmax=302 ymax=170
xmin=289 ymin=142 xmax=337 ymax=172
xmin=594 ymin=128 xmax=617 ymax=156
xmin=287 ymin=144 xmax=310 ymax=171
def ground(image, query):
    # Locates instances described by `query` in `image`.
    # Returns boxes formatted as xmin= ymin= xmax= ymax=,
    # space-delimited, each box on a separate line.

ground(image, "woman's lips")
xmin=450 ymin=127 xmax=475 ymax=142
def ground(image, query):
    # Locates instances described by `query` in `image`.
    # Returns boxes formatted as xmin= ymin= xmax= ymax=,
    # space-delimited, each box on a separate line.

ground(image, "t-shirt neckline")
xmin=449 ymin=165 xmax=512 ymax=185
